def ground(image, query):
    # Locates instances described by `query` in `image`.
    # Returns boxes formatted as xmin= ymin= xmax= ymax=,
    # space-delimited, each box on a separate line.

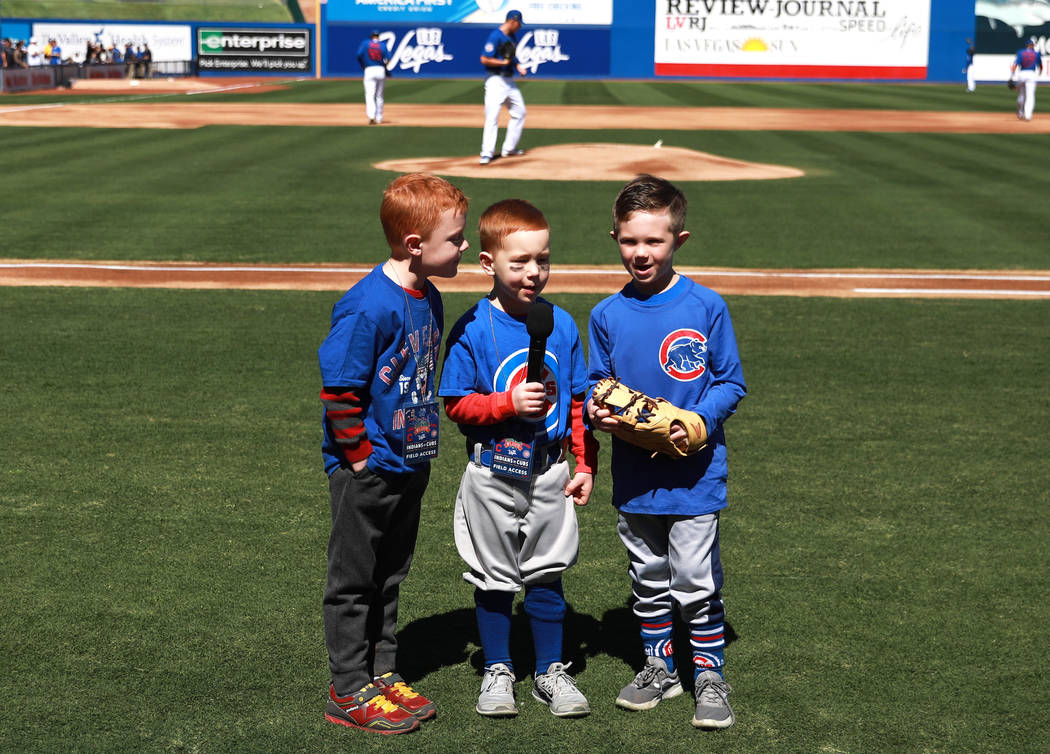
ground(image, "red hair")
xmin=478 ymin=198 xmax=549 ymax=253
xmin=380 ymin=173 xmax=468 ymax=249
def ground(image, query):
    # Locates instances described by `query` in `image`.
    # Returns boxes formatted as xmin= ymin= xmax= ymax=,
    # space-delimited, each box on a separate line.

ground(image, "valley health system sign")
xmin=655 ymin=0 xmax=931 ymax=79
xmin=197 ymin=27 xmax=312 ymax=72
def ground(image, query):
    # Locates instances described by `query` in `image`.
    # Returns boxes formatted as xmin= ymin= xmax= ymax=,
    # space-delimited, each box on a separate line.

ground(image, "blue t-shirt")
xmin=357 ymin=38 xmax=390 ymax=70
xmin=588 ymin=276 xmax=746 ymax=515
xmin=482 ymin=28 xmax=517 ymax=76
xmin=439 ymin=297 xmax=587 ymax=447
xmin=318 ymin=265 xmax=443 ymax=476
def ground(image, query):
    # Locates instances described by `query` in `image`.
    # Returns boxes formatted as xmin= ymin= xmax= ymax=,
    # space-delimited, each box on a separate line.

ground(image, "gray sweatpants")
xmin=323 ymin=464 xmax=428 ymax=694
xmin=617 ymin=511 xmax=723 ymax=626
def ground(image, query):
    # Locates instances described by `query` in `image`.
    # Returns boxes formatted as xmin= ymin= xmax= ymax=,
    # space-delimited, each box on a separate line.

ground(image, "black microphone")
xmin=525 ymin=302 xmax=554 ymax=384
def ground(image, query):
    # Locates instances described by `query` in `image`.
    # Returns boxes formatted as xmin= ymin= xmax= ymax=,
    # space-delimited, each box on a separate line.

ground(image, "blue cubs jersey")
xmin=357 ymin=38 xmax=390 ymax=70
xmin=319 ymin=265 xmax=443 ymax=475
xmin=439 ymin=297 xmax=587 ymax=446
xmin=1015 ymin=47 xmax=1041 ymax=70
xmin=482 ymin=28 xmax=517 ymax=76
xmin=588 ymin=276 xmax=746 ymax=515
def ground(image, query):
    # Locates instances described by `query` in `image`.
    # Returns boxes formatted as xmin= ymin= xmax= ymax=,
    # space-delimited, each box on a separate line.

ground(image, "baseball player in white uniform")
xmin=356 ymin=30 xmax=390 ymax=125
xmin=439 ymin=199 xmax=597 ymax=718
xmin=479 ymin=10 xmax=527 ymax=164
xmin=1011 ymin=37 xmax=1044 ymax=121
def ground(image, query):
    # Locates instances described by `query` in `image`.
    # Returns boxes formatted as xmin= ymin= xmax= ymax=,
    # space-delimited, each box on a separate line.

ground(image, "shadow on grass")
xmin=397 ymin=600 xmax=737 ymax=686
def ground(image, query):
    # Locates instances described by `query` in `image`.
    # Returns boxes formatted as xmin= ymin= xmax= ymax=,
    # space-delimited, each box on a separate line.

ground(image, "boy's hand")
xmin=512 ymin=381 xmax=547 ymax=417
xmin=565 ymin=471 xmax=592 ymax=506
xmin=351 ymin=458 xmax=369 ymax=473
xmin=586 ymin=397 xmax=620 ymax=433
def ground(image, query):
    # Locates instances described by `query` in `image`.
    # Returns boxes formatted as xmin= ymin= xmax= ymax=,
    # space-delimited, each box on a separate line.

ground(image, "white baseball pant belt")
xmin=468 ymin=438 xmax=566 ymax=474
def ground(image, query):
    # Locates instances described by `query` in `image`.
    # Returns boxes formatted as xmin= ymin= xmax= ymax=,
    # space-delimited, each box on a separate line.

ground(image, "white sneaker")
xmin=501 ymin=148 xmax=526 ymax=157
xmin=532 ymin=662 xmax=590 ymax=717
xmin=479 ymin=155 xmax=492 ymax=165
xmin=476 ymin=663 xmax=517 ymax=717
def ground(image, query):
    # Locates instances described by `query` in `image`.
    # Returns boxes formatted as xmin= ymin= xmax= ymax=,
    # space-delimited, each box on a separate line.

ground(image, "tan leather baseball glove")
xmin=592 ymin=377 xmax=708 ymax=459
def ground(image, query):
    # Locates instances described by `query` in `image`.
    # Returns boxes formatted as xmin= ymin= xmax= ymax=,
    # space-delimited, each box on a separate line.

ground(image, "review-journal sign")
xmin=654 ymin=0 xmax=931 ymax=78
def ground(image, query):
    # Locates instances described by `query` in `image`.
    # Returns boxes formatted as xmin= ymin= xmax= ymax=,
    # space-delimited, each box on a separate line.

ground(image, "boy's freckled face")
xmin=486 ymin=228 xmax=551 ymax=315
xmin=612 ymin=209 xmax=688 ymax=297
xmin=421 ymin=209 xmax=469 ymax=279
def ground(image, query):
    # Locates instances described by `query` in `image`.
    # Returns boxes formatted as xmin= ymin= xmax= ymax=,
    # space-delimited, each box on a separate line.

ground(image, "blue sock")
xmin=690 ymin=622 xmax=726 ymax=682
xmin=475 ymin=589 xmax=514 ymax=671
xmin=641 ymin=614 xmax=676 ymax=674
xmin=524 ymin=580 xmax=565 ymax=676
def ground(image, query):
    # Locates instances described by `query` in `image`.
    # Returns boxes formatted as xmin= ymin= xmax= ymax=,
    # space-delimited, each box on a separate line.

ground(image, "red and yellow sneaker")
xmin=325 ymin=683 xmax=420 ymax=735
xmin=374 ymin=672 xmax=437 ymax=721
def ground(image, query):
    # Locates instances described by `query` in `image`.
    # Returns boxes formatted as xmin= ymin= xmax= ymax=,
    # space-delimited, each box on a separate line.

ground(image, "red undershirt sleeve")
xmin=320 ymin=387 xmax=372 ymax=463
xmin=444 ymin=391 xmax=518 ymax=425
xmin=571 ymin=394 xmax=599 ymax=475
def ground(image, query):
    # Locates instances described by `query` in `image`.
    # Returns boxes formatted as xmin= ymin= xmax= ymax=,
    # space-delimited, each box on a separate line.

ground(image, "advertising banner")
xmin=973 ymin=0 xmax=1050 ymax=82
xmin=31 ymin=22 xmax=192 ymax=62
xmin=654 ymin=0 xmax=931 ymax=79
xmin=326 ymin=0 xmax=612 ymax=25
xmin=0 ymin=66 xmax=56 ymax=92
xmin=197 ymin=28 xmax=313 ymax=73
xmin=327 ymin=23 xmax=608 ymax=76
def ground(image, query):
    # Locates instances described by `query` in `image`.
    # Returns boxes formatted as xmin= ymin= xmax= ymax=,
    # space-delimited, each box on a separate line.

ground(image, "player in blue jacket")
xmin=1011 ymin=37 xmax=1044 ymax=121
xmin=356 ymin=30 xmax=391 ymax=124
xmin=587 ymin=174 xmax=746 ymax=730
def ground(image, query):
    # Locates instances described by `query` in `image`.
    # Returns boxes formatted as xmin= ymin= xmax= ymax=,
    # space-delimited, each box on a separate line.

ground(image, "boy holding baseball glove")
xmin=586 ymin=174 xmax=747 ymax=729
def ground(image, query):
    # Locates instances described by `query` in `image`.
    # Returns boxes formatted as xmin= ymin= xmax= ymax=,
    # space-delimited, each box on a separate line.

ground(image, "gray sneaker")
xmin=616 ymin=656 xmax=683 ymax=711
xmin=692 ymin=670 xmax=734 ymax=729
xmin=532 ymin=662 xmax=590 ymax=717
xmin=476 ymin=663 xmax=517 ymax=717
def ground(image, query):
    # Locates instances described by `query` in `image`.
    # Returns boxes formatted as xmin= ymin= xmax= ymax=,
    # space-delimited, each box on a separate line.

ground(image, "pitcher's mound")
xmin=374 ymin=142 xmax=804 ymax=182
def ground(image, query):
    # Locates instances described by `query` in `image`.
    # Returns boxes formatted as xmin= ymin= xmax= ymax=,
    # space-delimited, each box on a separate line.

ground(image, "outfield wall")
xmin=322 ymin=0 xmax=981 ymax=82
xmin=4 ymin=1 xmax=1049 ymax=84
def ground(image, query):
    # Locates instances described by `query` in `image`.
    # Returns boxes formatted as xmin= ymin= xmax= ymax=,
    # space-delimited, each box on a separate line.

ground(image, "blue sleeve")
xmin=319 ymin=309 xmax=381 ymax=388
xmin=586 ymin=303 xmax=613 ymax=400
xmin=356 ymin=39 xmax=368 ymax=70
xmin=438 ymin=315 xmax=479 ymax=398
xmin=692 ymin=299 xmax=746 ymax=435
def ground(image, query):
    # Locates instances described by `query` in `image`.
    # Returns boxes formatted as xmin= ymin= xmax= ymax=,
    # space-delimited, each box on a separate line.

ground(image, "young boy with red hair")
xmin=318 ymin=173 xmax=469 ymax=735
xmin=439 ymin=198 xmax=597 ymax=719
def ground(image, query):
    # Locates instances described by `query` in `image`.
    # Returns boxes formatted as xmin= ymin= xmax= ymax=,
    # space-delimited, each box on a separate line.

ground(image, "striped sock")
xmin=690 ymin=622 xmax=726 ymax=681
xmin=640 ymin=615 xmax=675 ymax=674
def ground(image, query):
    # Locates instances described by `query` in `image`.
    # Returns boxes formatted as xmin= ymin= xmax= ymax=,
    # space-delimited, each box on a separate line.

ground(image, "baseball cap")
xmin=370 ymin=29 xmax=380 ymax=37
xmin=506 ymin=9 xmax=524 ymax=24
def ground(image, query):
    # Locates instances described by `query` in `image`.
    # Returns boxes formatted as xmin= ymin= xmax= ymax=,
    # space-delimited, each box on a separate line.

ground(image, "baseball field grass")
xmin=2 ymin=79 xmax=1049 ymax=752
xmin=2 ymin=288 xmax=1048 ymax=752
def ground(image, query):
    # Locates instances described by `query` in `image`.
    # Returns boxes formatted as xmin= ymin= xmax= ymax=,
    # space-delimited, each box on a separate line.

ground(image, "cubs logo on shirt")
xmin=660 ymin=329 xmax=708 ymax=381
xmin=492 ymin=348 xmax=559 ymax=434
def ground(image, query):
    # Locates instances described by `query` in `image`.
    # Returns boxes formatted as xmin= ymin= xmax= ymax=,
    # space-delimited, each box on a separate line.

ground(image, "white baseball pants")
xmin=453 ymin=459 xmax=578 ymax=592
xmin=1016 ymin=70 xmax=1038 ymax=120
xmin=481 ymin=74 xmax=526 ymax=159
xmin=363 ymin=65 xmax=386 ymax=123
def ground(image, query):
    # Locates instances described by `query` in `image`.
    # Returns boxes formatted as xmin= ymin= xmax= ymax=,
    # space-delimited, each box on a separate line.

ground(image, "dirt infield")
xmin=2 ymin=100 xmax=1048 ymax=134
xmin=2 ymin=260 xmax=1048 ymax=299
xmin=4 ymin=83 xmax=1048 ymax=298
